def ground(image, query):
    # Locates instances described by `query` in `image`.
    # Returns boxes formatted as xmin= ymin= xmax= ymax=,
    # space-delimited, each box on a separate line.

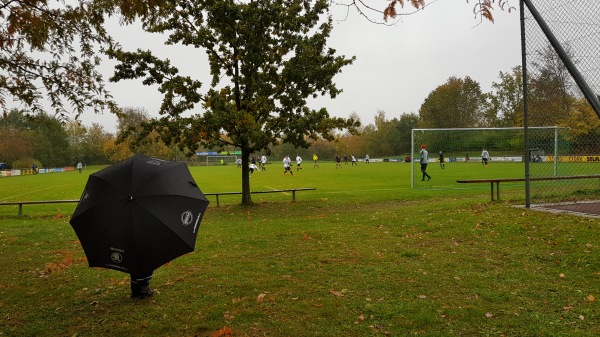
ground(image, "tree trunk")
xmin=240 ymin=147 xmax=252 ymax=205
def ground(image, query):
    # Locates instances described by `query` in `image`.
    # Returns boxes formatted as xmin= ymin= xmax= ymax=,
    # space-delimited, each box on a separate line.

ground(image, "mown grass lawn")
xmin=1 ymin=161 xmax=598 ymax=336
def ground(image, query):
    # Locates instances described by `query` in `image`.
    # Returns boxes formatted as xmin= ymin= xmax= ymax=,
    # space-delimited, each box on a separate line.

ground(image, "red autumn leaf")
xmin=211 ymin=327 xmax=234 ymax=337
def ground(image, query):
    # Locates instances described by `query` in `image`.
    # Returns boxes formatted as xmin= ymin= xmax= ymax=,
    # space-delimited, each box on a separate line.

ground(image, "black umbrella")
xmin=69 ymin=154 xmax=209 ymax=276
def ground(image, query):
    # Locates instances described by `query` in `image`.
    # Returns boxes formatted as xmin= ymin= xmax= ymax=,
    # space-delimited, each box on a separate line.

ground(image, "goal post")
xmin=196 ymin=155 xmax=239 ymax=166
xmin=410 ymin=127 xmax=567 ymax=188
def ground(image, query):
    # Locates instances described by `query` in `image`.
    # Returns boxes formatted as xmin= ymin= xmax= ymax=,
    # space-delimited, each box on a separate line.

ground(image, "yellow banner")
xmin=545 ymin=156 xmax=600 ymax=162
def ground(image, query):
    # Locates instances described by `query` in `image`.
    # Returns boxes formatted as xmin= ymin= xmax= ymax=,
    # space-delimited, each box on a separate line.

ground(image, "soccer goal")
xmin=410 ymin=127 xmax=568 ymax=188
xmin=196 ymin=155 xmax=239 ymax=166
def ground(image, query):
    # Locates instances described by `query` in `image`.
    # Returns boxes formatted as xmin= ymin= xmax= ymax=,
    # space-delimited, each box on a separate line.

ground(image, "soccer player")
xmin=296 ymin=154 xmax=303 ymax=172
xmin=438 ymin=151 xmax=445 ymax=169
xmin=335 ymin=154 xmax=342 ymax=169
xmin=283 ymin=155 xmax=294 ymax=176
xmin=313 ymin=153 xmax=319 ymax=168
xmin=260 ymin=154 xmax=267 ymax=171
xmin=420 ymin=144 xmax=431 ymax=181
xmin=351 ymin=155 xmax=358 ymax=166
xmin=481 ymin=149 xmax=490 ymax=166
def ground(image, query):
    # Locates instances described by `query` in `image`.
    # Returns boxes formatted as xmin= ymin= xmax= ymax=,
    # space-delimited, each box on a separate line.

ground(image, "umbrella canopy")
xmin=70 ymin=154 xmax=209 ymax=276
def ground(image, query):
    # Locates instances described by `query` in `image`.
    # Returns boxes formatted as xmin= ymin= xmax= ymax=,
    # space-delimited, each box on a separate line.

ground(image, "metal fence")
xmin=523 ymin=0 xmax=600 ymax=209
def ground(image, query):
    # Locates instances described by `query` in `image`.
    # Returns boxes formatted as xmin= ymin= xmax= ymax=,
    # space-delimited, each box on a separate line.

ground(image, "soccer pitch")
xmin=0 ymin=160 xmax=531 ymax=211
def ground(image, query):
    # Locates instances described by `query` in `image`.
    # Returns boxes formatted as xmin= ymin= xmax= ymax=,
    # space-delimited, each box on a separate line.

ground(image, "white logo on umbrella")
xmin=181 ymin=210 xmax=194 ymax=226
xmin=111 ymin=252 xmax=123 ymax=263
xmin=147 ymin=159 xmax=165 ymax=166
xmin=81 ymin=189 xmax=91 ymax=203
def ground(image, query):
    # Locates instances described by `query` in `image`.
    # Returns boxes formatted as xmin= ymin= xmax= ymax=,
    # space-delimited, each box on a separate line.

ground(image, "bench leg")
xmin=292 ymin=190 xmax=296 ymax=202
xmin=215 ymin=195 xmax=220 ymax=207
xmin=496 ymin=182 xmax=501 ymax=201
xmin=490 ymin=182 xmax=494 ymax=201
xmin=18 ymin=204 xmax=23 ymax=216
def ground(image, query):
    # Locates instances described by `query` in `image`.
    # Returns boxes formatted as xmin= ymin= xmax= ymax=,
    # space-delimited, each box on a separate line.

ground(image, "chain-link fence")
xmin=523 ymin=0 xmax=600 ymax=210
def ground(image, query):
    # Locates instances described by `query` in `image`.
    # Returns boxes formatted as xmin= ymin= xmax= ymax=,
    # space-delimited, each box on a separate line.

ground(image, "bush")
xmin=13 ymin=157 xmax=42 ymax=170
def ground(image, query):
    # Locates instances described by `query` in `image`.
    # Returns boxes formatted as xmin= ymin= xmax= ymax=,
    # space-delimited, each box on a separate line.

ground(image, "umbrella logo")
xmin=111 ymin=252 xmax=123 ymax=263
xmin=181 ymin=210 xmax=194 ymax=226
xmin=146 ymin=159 xmax=164 ymax=166
xmin=80 ymin=189 xmax=91 ymax=203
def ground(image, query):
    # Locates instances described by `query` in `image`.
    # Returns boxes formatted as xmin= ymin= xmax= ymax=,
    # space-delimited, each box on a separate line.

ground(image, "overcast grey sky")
xmin=81 ymin=0 xmax=522 ymax=133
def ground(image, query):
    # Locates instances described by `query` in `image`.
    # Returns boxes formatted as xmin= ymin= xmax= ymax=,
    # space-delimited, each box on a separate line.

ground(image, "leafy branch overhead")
xmin=343 ymin=0 xmax=515 ymax=24
xmin=0 ymin=0 xmax=116 ymax=119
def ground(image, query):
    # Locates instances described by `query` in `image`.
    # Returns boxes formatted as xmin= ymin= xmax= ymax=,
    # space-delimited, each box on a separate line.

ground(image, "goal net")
xmin=196 ymin=155 xmax=239 ymax=166
xmin=411 ymin=127 xmax=568 ymax=189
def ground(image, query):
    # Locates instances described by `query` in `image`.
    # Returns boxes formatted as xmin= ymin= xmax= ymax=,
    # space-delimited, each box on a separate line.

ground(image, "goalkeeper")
xmin=420 ymin=144 xmax=432 ymax=181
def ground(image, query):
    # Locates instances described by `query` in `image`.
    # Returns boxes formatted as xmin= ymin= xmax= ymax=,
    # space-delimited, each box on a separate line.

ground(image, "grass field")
xmin=1 ymin=161 xmax=599 ymax=336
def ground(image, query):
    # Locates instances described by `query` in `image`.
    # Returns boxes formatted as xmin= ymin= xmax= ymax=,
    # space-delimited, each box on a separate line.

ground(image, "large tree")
xmin=1 ymin=110 xmax=71 ymax=166
xmin=65 ymin=121 xmax=113 ymax=165
xmin=0 ymin=112 xmax=32 ymax=165
xmin=419 ymin=76 xmax=486 ymax=128
xmin=396 ymin=112 xmax=419 ymax=154
xmin=488 ymin=66 xmax=523 ymax=127
xmin=106 ymin=0 xmax=359 ymax=204
xmin=527 ymin=45 xmax=574 ymax=127
xmin=0 ymin=0 xmax=115 ymax=119
xmin=104 ymin=107 xmax=174 ymax=162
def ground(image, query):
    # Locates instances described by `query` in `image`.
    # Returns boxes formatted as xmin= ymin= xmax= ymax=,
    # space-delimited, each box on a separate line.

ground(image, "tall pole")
xmin=520 ymin=0 xmax=531 ymax=208
xmin=411 ymin=129 xmax=415 ymax=188
xmin=554 ymin=127 xmax=558 ymax=176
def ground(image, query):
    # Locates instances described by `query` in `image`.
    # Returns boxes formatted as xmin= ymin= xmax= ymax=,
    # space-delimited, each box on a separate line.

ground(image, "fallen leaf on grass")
xmin=212 ymin=326 xmax=234 ymax=337
xmin=223 ymin=311 xmax=234 ymax=321
xmin=354 ymin=314 xmax=365 ymax=324
xmin=232 ymin=296 xmax=246 ymax=304
xmin=257 ymin=293 xmax=266 ymax=302
xmin=329 ymin=289 xmax=344 ymax=297
xmin=485 ymin=312 xmax=494 ymax=318
xmin=586 ymin=295 xmax=595 ymax=302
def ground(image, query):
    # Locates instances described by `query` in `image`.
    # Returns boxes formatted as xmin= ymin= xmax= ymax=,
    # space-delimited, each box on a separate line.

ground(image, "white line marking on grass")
xmin=0 ymin=184 xmax=73 ymax=202
xmin=263 ymin=186 xmax=290 ymax=195
xmin=323 ymin=187 xmax=410 ymax=194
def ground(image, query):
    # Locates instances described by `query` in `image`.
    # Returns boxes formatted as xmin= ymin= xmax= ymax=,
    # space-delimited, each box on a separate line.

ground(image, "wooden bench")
xmin=0 ymin=188 xmax=317 ymax=215
xmin=457 ymin=175 xmax=600 ymax=201
xmin=0 ymin=199 xmax=79 ymax=216
xmin=205 ymin=188 xmax=316 ymax=207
